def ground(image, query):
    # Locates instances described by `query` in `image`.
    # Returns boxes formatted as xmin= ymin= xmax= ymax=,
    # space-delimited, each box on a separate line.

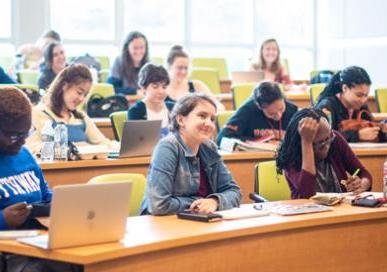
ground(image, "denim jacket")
xmin=141 ymin=132 xmax=242 ymax=215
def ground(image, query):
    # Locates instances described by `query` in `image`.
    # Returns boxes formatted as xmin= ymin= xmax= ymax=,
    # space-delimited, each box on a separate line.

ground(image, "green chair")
xmin=90 ymin=83 xmax=115 ymax=97
xmin=309 ymin=83 xmax=326 ymax=105
xmin=231 ymin=83 xmax=256 ymax=109
xmin=190 ymin=68 xmax=221 ymax=94
xmin=110 ymin=111 xmax=128 ymax=141
xmin=191 ymin=57 xmax=229 ymax=79
xmin=151 ymin=57 xmax=164 ymax=66
xmin=216 ymin=110 xmax=235 ymax=131
xmin=17 ymin=69 xmax=39 ymax=85
xmin=254 ymin=160 xmax=291 ymax=201
xmin=88 ymin=173 xmax=146 ymax=216
xmin=375 ymin=88 xmax=387 ymax=113
xmin=99 ymin=69 xmax=109 ymax=83
xmin=0 ymin=83 xmax=39 ymax=92
xmin=0 ymin=56 xmax=13 ymax=70
xmin=95 ymin=56 xmax=110 ymax=70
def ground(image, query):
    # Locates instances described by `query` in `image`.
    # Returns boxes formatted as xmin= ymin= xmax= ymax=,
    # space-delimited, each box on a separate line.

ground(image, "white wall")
xmin=317 ymin=0 xmax=387 ymax=88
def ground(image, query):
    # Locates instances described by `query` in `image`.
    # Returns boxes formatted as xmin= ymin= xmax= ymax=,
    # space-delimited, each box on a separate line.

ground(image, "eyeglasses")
xmin=0 ymin=127 xmax=35 ymax=144
xmin=313 ymin=133 xmax=336 ymax=150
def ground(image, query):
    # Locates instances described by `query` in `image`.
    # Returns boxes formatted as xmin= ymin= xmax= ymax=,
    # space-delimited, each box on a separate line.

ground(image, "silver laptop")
xmin=118 ymin=120 xmax=162 ymax=158
xmin=18 ymin=182 xmax=132 ymax=249
xmin=231 ymin=71 xmax=265 ymax=84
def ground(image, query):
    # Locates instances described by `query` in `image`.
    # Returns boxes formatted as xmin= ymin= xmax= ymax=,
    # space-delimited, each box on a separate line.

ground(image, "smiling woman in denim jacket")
xmin=141 ymin=93 xmax=241 ymax=215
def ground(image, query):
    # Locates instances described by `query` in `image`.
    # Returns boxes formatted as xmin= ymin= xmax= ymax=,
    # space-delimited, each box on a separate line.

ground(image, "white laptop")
xmin=18 ymin=182 xmax=132 ymax=249
xmin=115 ymin=120 xmax=162 ymax=158
xmin=231 ymin=71 xmax=265 ymax=84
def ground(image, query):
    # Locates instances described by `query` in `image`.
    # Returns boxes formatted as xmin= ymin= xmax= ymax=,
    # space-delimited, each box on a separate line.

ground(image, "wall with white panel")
xmin=317 ymin=0 xmax=387 ymax=88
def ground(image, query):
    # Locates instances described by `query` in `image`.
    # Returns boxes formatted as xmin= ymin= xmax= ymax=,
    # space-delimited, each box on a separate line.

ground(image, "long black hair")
xmin=120 ymin=31 xmax=149 ymax=82
xmin=276 ymin=108 xmax=328 ymax=173
xmin=316 ymin=66 xmax=371 ymax=104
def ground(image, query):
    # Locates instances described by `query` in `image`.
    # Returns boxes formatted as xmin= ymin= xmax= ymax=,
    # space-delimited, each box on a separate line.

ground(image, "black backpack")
xmin=86 ymin=94 xmax=128 ymax=117
xmin=310 ymin=70 xmax=335 ymax=84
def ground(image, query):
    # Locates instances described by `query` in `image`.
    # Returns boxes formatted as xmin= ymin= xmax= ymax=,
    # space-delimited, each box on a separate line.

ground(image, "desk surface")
xmin=0 ymin=201 xmax=386 ymax=271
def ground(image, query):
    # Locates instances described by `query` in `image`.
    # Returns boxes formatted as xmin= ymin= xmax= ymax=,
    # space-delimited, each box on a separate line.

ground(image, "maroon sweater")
xmin=284 ymin=131 xmax=372 ymax=199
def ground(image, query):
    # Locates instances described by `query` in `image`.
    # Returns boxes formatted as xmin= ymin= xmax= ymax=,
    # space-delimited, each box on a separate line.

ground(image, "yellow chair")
xmin=110 ymin=111 xmax=128 ymax=141
xmin=375 ymin=88 xmax=387 ymax=113
xmin=231 ymin=83 xmax=256 ymax=109
xmin=191 ymin=57 xmax=228 ymax=79
xmin=17 ymin=69 xmax=39 ymax=85
xmin=151 ymin=57 xmax=164 ymax=65
xmin=99 ymin=69 xmax=109 ymax=83
xmin=216 ymin=110 xmax=235 ymax=131
xmin=95 ymin=56 xmax=110 ymax=70
xmin=190 ymin=68 xmax=221 ymax=94
xmin=254 ymin=160 xmax=291 ymax=201
xmin=88 ymin=173 xmax=146 ymax=216
xmin=309 ymin=83 xmax=326 ymax=105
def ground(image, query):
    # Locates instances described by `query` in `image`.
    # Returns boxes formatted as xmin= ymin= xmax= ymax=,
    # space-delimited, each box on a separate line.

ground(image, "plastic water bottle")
xmin=40 ymin=122 xmax=55 ymax=162
xmin=54 ymin=122 xmax=68 ymax=161
xmin=383 ymin=160 xmax=387 ymax=199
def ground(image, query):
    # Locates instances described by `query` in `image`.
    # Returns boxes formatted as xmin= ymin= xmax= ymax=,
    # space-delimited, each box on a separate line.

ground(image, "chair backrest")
xmin=216 ymin=110 xmax=235 ymax=131
xmin=190 ymin=68 xmax=221 ymax=94
xmin=95 ymin=56 xmax=110 ymax=70
xmin=191 ymin=57 xmax=228 ymax=79
xmin=110 ymin=111 xmax=128 ymax=141
xmin=90 ymin=83 xmax=115 ymax=97
xmin=88 ymin=173 xmax=146 ymax=216
xmin=17 ymin=69 xmax=39 ymax=85
xmin=99 ymin=69 xmax=109 ymax=83
xmin=375 ymin=88 xmax=387 ymax=113
xmin=309 ymin=83 xmax=326 ymax=106
xmin=0 ymin=56 xmax=13 ymax=70
xmin=255 ymin=160 xmax=291 ymax=201
xmin=232 ymin=83 xmax=256 ymax=109
xmin=151 ymin=57 xmax=164 ymax=65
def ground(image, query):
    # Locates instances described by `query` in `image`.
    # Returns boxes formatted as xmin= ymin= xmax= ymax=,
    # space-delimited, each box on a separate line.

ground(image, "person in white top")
xmin=127 ymin=63 xmax=174 ymax=137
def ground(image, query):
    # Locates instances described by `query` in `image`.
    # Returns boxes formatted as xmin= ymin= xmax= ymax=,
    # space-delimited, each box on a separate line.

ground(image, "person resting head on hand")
xmin=276 ymin=108 xmax=372 ymax=199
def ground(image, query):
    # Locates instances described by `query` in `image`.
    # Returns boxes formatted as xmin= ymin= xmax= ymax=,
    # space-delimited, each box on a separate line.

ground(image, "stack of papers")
xmin=0 ymin=230 xmax=39 ymax=240
xmin=310 ymin=193 xmax=350 ymax=206
xmin=215 ymin=205 xmax=270 ymax=220
xmin=220 ymin=137 xmax=277 ymax=152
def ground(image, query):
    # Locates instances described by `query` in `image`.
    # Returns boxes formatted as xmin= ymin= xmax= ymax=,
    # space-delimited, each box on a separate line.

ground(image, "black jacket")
xmin=127 ymin=100 xmax=175 ymax=120
xmin=217 ymin=98 xmax=298 ymax=145
xmin=315 ymin=96 xmax=386 ymax=142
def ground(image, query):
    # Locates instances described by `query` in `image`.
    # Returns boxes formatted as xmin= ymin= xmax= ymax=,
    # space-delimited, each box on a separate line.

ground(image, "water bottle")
xmin=14 ymin=53 xmax=25 ymax=82
xmin=383 ymin=160 xmax=387 ymax=198
xmin=40 ymin=122 xmax=55 ymax=162
xmin=54 ymin=122 xmax=68 ymax=161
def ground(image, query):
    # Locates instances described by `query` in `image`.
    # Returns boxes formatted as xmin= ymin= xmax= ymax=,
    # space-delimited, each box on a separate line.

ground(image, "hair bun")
xmin=170 ymin=45 xmax=183 ymax=52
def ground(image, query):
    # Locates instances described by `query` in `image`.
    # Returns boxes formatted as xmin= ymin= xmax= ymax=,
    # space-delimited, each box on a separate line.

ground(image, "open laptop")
xmin=115 ymin=120 xmax=162 ymax=158
xmin=18 ymin=182 xmax=132 ymax=249
xmin=231 ymin=71 xmax=265 ymax=84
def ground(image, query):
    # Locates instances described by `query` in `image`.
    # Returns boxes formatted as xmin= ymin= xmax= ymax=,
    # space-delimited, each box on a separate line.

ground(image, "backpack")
xmin=310 ymin=70 xmax=335 ymax=84
xmin=70 ymin=54 xmax=101 ymax=71
xmin=86 ymin=94 xmax=129 ymax=118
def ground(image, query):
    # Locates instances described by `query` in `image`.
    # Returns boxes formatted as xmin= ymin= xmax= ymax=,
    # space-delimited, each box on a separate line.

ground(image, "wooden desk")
xmin=216 ymin=93 xmax=233 ymax=110
xmin=40 ymin=148 xmax=387 ymax=203
xmin=94 ymin=118 xmax=114 ymax=140
xmin=373 ymin=112 xmax=387 ymax=122
xmin=1 ymin=202 xmax=387 ymax=271
xmin=220 ymin=78 xmax=231 ymax=93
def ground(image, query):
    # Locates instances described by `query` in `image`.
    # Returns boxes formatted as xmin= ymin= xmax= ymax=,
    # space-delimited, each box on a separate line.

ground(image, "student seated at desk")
xmin=27 ymin=64 xmax=115 ymax=155
xmin=276 ymin=108 xmax=372 ymax=199
xmin=0 ymin=86 xmax=81 ymax=272
xmin=107 ymin=31 xmax=149 ymax=95
xmin=217 ymin=81 xmax=297 ymax=145
xmin=128 ymin=63 xmax=174 ymax=137
xmin=165 ymin=45 xmax=224 ymax=110
xmin=141 ymin=93 xmax=241 ymax=215
xmin=315 ymin=66 xmax=386 ymax=142
xmin=38 ymin=42 xmax=67 ymax=90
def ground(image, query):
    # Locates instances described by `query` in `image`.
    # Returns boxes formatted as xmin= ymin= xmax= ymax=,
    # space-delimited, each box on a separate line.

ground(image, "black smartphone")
xmin=28 ymin=202 xmax=51 ymax=218
xmin=177 ymin=210 xmax=222 ymax=222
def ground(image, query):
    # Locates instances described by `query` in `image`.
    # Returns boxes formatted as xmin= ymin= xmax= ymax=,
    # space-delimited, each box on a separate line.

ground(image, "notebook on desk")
xmin=18 ymin=182 xmax=132 ymax=249
xmin=109 ymin=120 xmax=162 ymax=158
